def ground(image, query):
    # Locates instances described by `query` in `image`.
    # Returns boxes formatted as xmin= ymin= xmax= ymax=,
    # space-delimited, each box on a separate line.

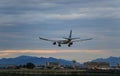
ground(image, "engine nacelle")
xmin=53 ymin=42 xmax=56 ymax=45
xmin=68 ymin=42 xmax=73 ymax=47
xmin=70 ymin=42 xmax=73 ymax=45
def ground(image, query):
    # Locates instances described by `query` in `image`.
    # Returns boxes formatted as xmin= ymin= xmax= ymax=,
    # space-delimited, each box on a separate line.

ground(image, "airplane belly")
xmin=61 ymin=41 xmax=69 ymax=44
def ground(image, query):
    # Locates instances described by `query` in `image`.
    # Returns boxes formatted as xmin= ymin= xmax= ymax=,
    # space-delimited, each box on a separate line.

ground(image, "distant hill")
xmin=0 ymin=55 xmax=79 ymax=66
xmin=92 ymin=56 xmax=120 ymax=66
xmin=1 ymin=55 xmax=120 ymax=67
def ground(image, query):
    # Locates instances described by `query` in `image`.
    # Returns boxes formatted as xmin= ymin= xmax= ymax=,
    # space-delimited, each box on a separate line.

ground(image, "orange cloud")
xmin=0 ymin=49 xmax=103 ymax=54
xmin=0 ymin=49 xmax=104 ymax=58
xmin=0 ymin=53 xmax=11 ymax=57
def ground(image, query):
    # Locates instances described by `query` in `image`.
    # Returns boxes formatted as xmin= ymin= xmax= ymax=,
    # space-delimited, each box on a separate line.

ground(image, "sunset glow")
xmin=0 ymin=0 xmax=120 ymax=63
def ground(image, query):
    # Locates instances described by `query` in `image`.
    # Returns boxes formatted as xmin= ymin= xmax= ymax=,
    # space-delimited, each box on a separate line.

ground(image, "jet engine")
xmin=68 ymin=42 xmax=73 ymax=47
xmin=53 ymin=42 xmax=56 ymax=45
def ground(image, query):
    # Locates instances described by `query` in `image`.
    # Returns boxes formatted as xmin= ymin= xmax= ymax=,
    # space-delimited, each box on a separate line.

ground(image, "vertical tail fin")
xmin=69 ymin=30 xmax=72 ymax=38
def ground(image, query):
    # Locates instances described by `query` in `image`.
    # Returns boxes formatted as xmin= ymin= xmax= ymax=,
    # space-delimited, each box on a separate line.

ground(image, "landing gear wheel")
xmin=68 ymin=44 xmax=71 ymax=47
xmin=58 ymin=44 xmax=61 ymax=47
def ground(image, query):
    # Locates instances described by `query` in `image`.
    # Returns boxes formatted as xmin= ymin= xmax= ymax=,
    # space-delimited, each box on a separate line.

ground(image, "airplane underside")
xmin=52 ymin=42 xmax=73 ymax=47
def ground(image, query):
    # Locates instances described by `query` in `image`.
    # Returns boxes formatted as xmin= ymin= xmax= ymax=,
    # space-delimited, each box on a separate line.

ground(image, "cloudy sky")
xmin=0 ymin=0 xmax=120 ymax=63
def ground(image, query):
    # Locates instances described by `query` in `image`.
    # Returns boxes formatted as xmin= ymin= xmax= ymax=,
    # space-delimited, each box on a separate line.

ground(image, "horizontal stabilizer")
xmin=63 ymin=37 xmax=80 ymax=40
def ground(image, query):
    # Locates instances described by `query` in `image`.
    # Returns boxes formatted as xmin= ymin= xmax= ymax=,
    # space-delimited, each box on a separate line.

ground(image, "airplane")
xmin=39 ymin=30 xmax=93 ymax=47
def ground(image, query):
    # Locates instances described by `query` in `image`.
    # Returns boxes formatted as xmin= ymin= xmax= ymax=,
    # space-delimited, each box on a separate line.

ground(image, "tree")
xmin=26 ymin=62 xmax=35 ymax=69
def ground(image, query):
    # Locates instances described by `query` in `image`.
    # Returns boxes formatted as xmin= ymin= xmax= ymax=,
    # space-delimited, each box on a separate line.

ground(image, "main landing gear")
xmin=68 ymin=42 xmax=73 ymax=47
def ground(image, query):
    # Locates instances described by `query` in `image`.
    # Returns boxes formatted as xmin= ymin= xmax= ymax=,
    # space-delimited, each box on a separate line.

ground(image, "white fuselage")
xmin=58 ymin=40 xmax=71 ymax=44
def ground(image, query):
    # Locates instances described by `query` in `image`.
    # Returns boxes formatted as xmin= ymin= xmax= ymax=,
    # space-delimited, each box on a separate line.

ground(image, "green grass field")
xmin=0 ymin=69 xmax=120 ymax=76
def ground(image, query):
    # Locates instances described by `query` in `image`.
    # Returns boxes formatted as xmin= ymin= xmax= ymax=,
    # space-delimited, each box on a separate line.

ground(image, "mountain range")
xmin=92 ymin=56 xmax=120 ymax=66
xmin=0 ymin=55 xmax=76 ymax=66
xmin=0 ymin=55 xmax=120 ymax=66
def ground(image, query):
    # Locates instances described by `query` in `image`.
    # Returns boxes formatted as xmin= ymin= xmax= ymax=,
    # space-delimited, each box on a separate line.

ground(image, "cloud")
xmin=0 ymin=49 xmax=104 ymax=58
xmin=0 ymin=0 xmax=120 ymax=25
xmin=0 ymin=0 xmax=120 ymax=61
xmin=0 ymin=53 xmax=10 ymax=58
xmin=46 ymin=13 xmax=87 ymax=20
xmin=0 ymin=49 xmax=102 ymax=54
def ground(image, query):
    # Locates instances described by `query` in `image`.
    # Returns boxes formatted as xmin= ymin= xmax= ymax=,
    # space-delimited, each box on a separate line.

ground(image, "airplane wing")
xmin=39 ymin=37 xmax=57 ymax=42
xmin=72 ymin=38 xmax=93 ymax=42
